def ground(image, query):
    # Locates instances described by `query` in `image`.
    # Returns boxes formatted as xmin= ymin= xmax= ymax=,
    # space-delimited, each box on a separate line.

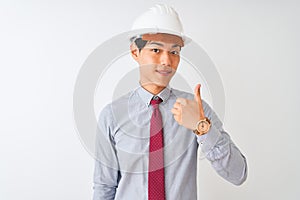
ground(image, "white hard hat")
xmin=129 ymin=4 xmax=191 ymax=45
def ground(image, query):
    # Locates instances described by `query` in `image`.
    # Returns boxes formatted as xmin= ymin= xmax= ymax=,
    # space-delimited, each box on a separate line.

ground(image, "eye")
xmin=170 ymin=50 xmax=180 ymax=55
xmin=152 ymin=48 xmax=160 ymax=53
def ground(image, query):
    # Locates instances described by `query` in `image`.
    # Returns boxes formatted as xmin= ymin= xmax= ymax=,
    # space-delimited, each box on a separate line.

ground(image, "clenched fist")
xmin=171 ymin=84 xmax=206 ymax=130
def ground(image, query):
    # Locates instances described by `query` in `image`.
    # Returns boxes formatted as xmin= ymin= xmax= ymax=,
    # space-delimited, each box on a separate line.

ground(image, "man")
xmin=93 ymin=4 xmax=247 ymax=200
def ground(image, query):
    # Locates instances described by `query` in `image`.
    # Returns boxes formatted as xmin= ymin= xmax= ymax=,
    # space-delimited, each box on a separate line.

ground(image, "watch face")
xmin=197 ymin=121 xmax=210 ymax=133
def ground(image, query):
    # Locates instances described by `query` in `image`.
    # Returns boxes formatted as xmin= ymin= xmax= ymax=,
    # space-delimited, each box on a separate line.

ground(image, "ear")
xmin=130 ymin=43 xmax=139 ymax=61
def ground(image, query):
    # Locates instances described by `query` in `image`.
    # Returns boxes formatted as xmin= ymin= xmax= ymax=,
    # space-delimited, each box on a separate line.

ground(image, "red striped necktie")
xmin=148 ymin=96 xmax=165 ymax=200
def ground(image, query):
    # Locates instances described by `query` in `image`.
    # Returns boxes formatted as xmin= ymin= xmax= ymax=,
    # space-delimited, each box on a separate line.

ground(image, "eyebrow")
xmin=147 ymin=42 xmax=164 ymax=47
xmin=147 ymin=41 xmax=181 ymax=48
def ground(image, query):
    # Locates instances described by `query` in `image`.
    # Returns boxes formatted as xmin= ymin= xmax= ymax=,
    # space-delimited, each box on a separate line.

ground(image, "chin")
xmin=140 ymin=76 xmax=173 ymax=88
xmin=153 ymin=80 xmax=171 ymax=88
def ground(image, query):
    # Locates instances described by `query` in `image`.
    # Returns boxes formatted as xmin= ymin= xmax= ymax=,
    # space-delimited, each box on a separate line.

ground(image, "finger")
xmin=173 ymin=115 xmax=182 ymax=124
xmin=194 ymin=83 xmax=201 ymax=103
xmin=173 ymin=102 xmax=182 ymax=110
xmin=194 ymin=84 xmax=205 ymax=118
xmin=171 ymin=108 xmax=180 ymax=115
xmin=176 ymin=98 xmax=187 ymax=106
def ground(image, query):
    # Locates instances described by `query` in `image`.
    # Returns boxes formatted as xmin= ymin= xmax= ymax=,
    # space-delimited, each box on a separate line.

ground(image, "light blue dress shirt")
xmin=93 ymin=86 xmax=247 ymax=200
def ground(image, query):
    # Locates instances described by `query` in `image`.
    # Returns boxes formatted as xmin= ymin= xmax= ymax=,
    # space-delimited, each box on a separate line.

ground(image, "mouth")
xmin=155 ymin=70 xmax=172 ymax=76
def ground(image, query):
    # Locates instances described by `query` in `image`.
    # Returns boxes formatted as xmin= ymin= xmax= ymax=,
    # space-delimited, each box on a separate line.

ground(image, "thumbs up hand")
xmin=171 ymin=84 xmax=206 ymax=131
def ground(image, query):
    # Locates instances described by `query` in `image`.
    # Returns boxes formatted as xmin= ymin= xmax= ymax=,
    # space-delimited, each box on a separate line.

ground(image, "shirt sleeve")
xmin=197 ymin=101 xmax=248 ymax=185
xmin=93 ymin=105 xmax=120 ymax=200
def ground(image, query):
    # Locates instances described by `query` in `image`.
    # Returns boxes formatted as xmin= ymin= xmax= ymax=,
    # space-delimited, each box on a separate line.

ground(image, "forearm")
xmin=197 ymin=126 xmax=247 ymax=185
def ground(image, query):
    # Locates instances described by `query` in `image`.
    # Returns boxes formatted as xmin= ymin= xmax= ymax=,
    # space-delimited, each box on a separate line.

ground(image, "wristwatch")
xmin=193 ymin=117 xmax=211 ymax=136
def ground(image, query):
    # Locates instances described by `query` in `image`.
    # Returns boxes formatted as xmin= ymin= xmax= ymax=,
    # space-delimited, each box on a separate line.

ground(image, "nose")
xmin=160 ymin=51 xmax=171 ymax=67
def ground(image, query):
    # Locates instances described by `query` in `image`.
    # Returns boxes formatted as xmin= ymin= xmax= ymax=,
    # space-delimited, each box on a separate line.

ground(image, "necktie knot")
xmin=150 ymin=96 xmax=162 ymax=107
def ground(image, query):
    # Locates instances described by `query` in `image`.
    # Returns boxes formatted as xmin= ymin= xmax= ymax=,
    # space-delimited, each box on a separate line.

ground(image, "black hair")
xmin=133 ymin=38 xmax=147 ymax=52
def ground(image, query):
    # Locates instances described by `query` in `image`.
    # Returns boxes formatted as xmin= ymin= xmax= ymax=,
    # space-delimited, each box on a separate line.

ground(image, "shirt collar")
xmin=136 ymin=85 xmax=171 ymax=107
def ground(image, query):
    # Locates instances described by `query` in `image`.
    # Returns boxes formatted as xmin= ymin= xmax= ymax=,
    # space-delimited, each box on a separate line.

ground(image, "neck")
xmin=140 ymin=82 xmax=166 ymax=95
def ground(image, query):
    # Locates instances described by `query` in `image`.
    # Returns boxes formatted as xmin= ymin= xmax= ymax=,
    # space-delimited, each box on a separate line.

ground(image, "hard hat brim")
xmin=128 ymin=28 xmax=192 ymax=46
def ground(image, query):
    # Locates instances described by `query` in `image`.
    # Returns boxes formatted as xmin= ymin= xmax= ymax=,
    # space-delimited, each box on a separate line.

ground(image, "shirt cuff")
xmin=197 ymin=125 xmax=221 ymax=153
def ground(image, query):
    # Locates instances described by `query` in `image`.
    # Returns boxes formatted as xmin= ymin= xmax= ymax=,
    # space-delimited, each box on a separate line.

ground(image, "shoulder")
xmin=171 ymin=87 xmax=211 ymax=105
xmin=98 ymin=91 xmax=134 ymax=120
xmin=170 ymin=88 xmax=194 ymax=100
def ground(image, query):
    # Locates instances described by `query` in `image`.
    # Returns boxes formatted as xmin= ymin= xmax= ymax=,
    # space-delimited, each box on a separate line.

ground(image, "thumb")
xmin=194 ymin=84 xmax=205 ymax=119
xmin=194 ymin=83 xmax=201 ymax=103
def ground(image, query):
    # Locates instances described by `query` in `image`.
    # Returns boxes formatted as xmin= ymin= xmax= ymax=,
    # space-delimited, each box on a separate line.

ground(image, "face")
xmin=131 ymin=33 xmax=183 ymax=89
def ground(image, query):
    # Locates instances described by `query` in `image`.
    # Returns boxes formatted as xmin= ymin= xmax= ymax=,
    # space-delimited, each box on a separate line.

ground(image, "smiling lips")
xmin=156 ymin=70 xmax=172 ymax=76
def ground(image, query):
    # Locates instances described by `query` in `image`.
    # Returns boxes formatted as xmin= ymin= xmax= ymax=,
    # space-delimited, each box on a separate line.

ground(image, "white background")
xmin=1 ymin=0 xmax=299 ymax=199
